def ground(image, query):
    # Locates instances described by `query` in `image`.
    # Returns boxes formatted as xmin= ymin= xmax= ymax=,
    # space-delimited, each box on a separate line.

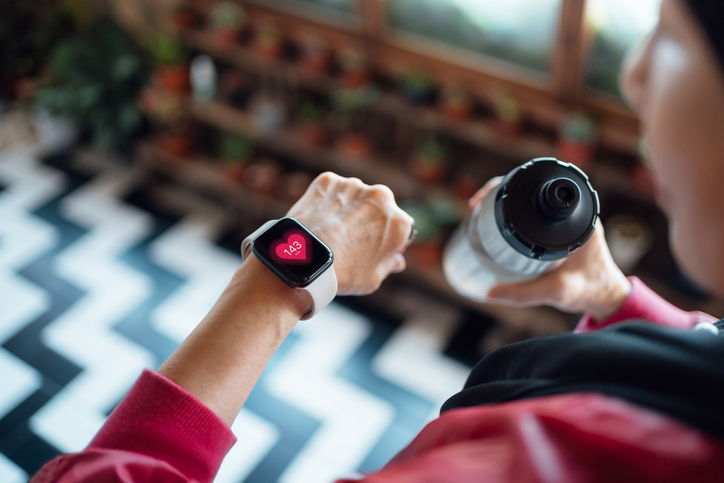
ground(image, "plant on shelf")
xmin=208 ymin=1 xmax=247 ymax=45
xmin=139 ymin=89 xmax=193 ymax=157
xmin=34 ymin=16 xmax=149 ymax=152
xmin=294 ymin=100 xmax=328 ymax=146
xmin=254 ymin=24 xmax=285 ymax=61
xmin=172 ymin=0 xmax=199 ymax=31
xmin=217 ymin=131 xmax=252 ymax=183
xmin=280 ymin=171 xmax=313 ymax=206
xmin=408 ymin=137 xmax=448 ymax=184
xmin=337 ymin=49 xmax=371 ymax=89
xmin=145 ymin=31 xmax=189 ymax=93
xmin=558 ymin=112 xmax=598 ymax=167
xmin=398 ymin=70 xmax=434 ymax=105
xmin=244 ymin=158 xmax=282 ymax=197
xmin=330 ymin=87 xmax=378 ymax=159
xmin=0 ymin=0 xmax=81 ymax=100
xmin=400 ymin=202 xmax=445 ymax=266
xmin=298 ymin=37 xmax=331 ymax=75
xmin=438 ymin=86 xmax=472 ymax=122
xmin=451 ymin=163 xmax=487 ymax=200
xmin=492 ymin=91 xmax=523 ymax=137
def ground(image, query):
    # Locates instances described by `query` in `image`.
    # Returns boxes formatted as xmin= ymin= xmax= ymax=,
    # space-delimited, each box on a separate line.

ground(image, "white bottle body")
xmin=442 ymin=186 xmax=559 ymax=302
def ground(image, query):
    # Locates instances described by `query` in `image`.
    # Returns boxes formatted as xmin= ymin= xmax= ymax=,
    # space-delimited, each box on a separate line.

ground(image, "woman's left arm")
xmin=31 ymin=172 xmax=414 ymax=483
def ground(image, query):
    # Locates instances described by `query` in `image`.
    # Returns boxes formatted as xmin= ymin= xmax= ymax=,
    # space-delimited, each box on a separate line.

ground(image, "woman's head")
xmin=621 ymin=0 xmax=724 ymax=296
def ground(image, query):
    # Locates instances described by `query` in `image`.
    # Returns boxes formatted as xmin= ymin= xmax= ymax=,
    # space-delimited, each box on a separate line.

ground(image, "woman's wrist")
xmin=232 ymin=255 xmax=314 ymax=321
xmin=157 ymin=255 xmax=313 ymax=426
xmin=589 ymin=275 xmax=632 ymax=323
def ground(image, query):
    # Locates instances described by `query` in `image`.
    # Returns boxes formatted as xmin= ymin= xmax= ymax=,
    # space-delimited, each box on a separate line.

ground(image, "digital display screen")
xmin=252 ymin=218 xmax=333 ymax=287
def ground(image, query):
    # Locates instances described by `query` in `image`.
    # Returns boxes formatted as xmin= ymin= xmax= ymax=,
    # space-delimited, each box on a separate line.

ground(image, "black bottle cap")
xmin=494 ymin=158 xmax=599 ymax=261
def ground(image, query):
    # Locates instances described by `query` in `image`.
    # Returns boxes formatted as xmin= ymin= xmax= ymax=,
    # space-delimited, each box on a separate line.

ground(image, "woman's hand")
xmin=470 ymin=178 xmax=632 ymax=321
xmin=286 ymin=172 xmax=415 ymax=296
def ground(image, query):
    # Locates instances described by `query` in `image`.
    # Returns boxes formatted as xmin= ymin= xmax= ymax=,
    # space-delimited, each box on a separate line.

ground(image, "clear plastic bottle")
xmin=443 ymin=158 xmax=599 ymax=302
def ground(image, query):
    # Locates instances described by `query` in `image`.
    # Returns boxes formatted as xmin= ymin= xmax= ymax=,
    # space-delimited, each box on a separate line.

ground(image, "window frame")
xmin=239 ymin=0 xmax=641 ymax=155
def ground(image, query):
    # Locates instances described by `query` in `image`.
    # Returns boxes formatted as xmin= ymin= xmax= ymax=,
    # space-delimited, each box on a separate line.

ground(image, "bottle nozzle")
xmin=537 ymin=178 xmax=580 ymax=221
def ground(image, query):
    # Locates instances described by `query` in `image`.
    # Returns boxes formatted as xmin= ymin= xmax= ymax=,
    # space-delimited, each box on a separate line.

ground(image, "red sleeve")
xmin=574 ymin=276 xmax=716 ymax=333
xmin=30 ymin=369 xmax=236 ymax=483
xmin=335 ymin=393 xmax=724 ymax=483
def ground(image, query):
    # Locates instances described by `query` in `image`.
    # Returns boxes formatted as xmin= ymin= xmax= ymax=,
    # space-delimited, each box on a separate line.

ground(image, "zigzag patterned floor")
xmin=0 ymin=145 xmax=486 ymax=483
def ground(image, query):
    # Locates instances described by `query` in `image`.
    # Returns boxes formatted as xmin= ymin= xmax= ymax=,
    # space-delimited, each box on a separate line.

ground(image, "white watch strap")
xmin=241 ymin=220 xmax=277 ymax=261
xmin=240 ymin=219 xmax=337 ymax=320
xmin=299 ymin=263 xmax=337 ymax=320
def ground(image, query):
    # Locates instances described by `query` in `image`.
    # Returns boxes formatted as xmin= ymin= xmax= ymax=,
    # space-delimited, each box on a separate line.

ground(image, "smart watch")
xmin=241 ymin=218 xmax=337 ymax=320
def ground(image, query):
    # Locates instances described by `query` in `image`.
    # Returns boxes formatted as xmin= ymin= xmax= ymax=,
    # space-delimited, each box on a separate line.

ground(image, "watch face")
xmin=252 ymin=218 xmax=333 ymax=287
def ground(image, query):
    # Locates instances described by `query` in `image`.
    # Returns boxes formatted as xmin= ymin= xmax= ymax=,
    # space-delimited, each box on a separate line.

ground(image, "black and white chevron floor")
xmin=0 ymin=141 xmax=492 ymax=482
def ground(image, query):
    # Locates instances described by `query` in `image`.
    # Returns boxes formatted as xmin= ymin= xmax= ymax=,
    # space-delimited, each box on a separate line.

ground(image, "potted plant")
xmin=492 ymin=91 xmax=523 ymax=137
xmin=280 ymin=171 xmax=313 ymax=206
xmin=217 ymin=131 xmax=252 ymax=183
xmin=208 ymin=2 xmax=247 ymax=45
xmin=294 ymin=100 xmax=327 ymax=146
xmin=451 ymin=163 xmax=486 ymax=200
xmin=558 ymin=112 xmax=598 ymax=167
xmin=330 ymin=87 xmax=378 ymax=160
xmin=398 ymin=70 xmax=434 ymax=105
xmin=254 ymin=24 xmax=285 ymax=61
xmin=35 ymin=17 xmax=149 ymax=153
xmin=244 ymin=158 xmax=282 ymax=196
xmin=439 ymin=86 xmax=472 ymax=122
xmin=400 ymin=202 xmax=445 ymax=266
xmin=337 ymin=49 xmax=371 ymax=89
xmin=145 ymin=32 xmax=189 ymax=93
xmin=172 ymin=1 xmax=199 ymax=30
xmin=298 ymin=37 xmax=331 ymax=75
xmin=139 ymin=89 xmax=194 ymax=157
xmin=408 ymin=137 xmax=448 ymax=184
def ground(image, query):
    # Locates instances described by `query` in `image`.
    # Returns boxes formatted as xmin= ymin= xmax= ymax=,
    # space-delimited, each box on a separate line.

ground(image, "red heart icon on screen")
xmin=270 ymin=230 xmax=312 ymax=265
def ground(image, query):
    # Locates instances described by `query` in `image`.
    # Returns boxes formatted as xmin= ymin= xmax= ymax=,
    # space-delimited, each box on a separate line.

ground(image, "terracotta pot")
xmin=214 ymin=28 xmax=242 ymax=45
xmin=301 ymin=53 xmax=330 ymax=75
xmin=244 ymin=160 xmax=281 ymax=196
xmin=493 ymin=119 xmax=522 ymax=138
xmin=256 ymin=41 xmax=284 ymax=61
xmin=154 ymin=65 xmax=190 ymax=93
xmin=409 ymin=155 xmax=446 ymax=184
xmin=557 ymin=139 xmax=595 ymax=167
xmin=440 ymin=102 xmax=472 ymax=122
xmin=407 ymin=242 xmax=443 ymax=266
xmin=342 ymin=69 xmax=371 ymax=89
xmin=632 ymin=162 xmax=655 ymax=195
xmin=223 ymin=163 xmax=245 ymax=184
xmin=173 ymin=12 xmax=197 ymax=30
xmin=335 ymin=132 xmax=373 ymax=159
xmin=156 ymin=132 xmax=193 ymax=158
xmin=296 ymin=123 xmax=328 ymax=146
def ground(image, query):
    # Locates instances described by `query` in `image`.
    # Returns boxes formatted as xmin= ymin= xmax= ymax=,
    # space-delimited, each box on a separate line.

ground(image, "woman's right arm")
xmin=469 ymin=178 xmax=713 ymax=331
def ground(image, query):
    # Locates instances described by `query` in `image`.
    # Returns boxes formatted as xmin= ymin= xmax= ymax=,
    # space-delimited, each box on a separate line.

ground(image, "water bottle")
xmin=443 ymin=157 xmax=599 ymax=302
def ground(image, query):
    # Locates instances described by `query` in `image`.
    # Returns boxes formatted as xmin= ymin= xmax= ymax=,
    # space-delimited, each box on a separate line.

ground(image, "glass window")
xmin=388 ymin=0 xmax=563 ymax=74
xmin=262 ymin=0 xmax=357 ymax=23
xmin=584 ymin=0 xmax=661 ymax=98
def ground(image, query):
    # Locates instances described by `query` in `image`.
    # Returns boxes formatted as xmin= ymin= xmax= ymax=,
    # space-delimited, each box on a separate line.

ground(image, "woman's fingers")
xmin=468 ymin=176 xmax=503 ymax=209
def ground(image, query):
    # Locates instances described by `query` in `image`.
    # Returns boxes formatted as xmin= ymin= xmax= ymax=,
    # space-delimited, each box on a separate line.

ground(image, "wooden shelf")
xmin=136 ymin=141 xmax=289 ymax=218
xmin=185 ymin=97 xmax=454 ymax=201
xmin=180 ymin=28 xmax=635 ymax=162
xmin=136 ymin=139 xmax=576 ymax=333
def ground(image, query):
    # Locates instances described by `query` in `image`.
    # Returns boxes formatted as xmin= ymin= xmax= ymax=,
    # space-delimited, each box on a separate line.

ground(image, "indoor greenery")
xmin=34 ymin=17 xmax=149 ymax=151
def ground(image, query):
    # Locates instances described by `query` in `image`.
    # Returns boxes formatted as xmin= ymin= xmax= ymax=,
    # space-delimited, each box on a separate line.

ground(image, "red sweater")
xmin=31 ymin=277 xmax=723 ymax=483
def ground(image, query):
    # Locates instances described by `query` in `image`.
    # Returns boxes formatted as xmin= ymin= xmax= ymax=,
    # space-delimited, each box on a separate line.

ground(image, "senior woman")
xmin=32 ymin=0 xmax=724 ymax=481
